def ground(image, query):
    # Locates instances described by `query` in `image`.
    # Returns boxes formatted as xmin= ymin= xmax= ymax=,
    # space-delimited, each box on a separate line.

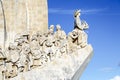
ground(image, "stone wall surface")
xmin=0 ymin=0 xmax=48 ymax=48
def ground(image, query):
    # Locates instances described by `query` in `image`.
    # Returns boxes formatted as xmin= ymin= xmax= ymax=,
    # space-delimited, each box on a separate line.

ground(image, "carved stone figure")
xmin=39 ymin=51 xmax=48 ymax=65
xmin=30 ymin=33 xmax=47 ymax=66
xmin=35 ymin=31 xmax=45 ymax=47
xmin=72 ymin=10 xmax=89 ymax=48
xmin=54 ymin=24 xmax=67 ymax=52
xmin=54 ymin=24 xmax=66 ymax=41
xmin=3 ymin=43 xmax=19 ymax=78
xmin=14 ymin=33 xmax=29 ymax=51
xmin=30 ymin=34 xmax=40 ymax=49
xmin=74 ymin=10 xmax=89 ymax=30
xmin=48 ymin=25 xmax=54 ymax=35
xmin=18 ymin=45 xmax=32 ymax=72
xmin=68 ymin=28 xmax=88 ymax=50
xmin=31 ymin=47 xmax=42 ymax=67
xmin=43 ymin=25 xmax=55 ymax=54
xmin=59 ymin=43 xmax=68 ymax=56
xmin=7 ymin=43 xmax=20 ymax=64
xmin=68 ymin=30 xmax=78 ymax=52
xmin=74 ymin=10 xmax=82 ymax=30
xmin=38 ymin=33 xmax=47 ymax=47
xmin=43 ymin=39 xmax=56 ymax=62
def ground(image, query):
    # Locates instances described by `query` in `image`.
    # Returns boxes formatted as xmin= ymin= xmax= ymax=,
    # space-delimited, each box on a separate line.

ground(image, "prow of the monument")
xmin=0 ymin=0 xmax=93 ymax=80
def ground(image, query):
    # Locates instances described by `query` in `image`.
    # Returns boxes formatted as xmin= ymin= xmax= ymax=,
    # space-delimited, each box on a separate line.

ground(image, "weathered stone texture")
xmin=0 ymin=0 xmax=48 ymax=48
xmin=0 ymin=1 xmax=93 ymax=80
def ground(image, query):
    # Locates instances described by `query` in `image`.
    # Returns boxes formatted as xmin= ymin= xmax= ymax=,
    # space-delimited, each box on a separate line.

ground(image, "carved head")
xmin=48 ymin=25 xmax=54 ymax=34
xmin=74 ymin=10 xmax=81 ymax=18
xmin=56 ymin=24 xmax=61 ymax=31
xmin=49 ymin=25 xmax=54 ymax=30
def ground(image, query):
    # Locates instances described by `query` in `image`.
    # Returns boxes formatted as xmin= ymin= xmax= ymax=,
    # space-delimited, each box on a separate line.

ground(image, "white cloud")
xmin=48 ymin=8 xmax=107 ymax=15
xmin=99 ymin=67 xmax=114 ymax=72
xmin=110 ymin=75 xmax=120 ymax=80
xmin=49 ymin=8 xmax=74 ymax=15
xmin=82 ymin=8 xmax=107 ymax=14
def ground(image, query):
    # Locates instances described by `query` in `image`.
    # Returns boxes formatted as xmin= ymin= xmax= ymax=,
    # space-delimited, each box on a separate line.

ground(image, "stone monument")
xmin=0 ymin=0 xmax=93 ymax=80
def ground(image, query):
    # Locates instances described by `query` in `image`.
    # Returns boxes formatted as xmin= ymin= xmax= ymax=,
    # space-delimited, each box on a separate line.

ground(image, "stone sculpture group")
xmin=0 ymin=10 xmax=89 ymax=80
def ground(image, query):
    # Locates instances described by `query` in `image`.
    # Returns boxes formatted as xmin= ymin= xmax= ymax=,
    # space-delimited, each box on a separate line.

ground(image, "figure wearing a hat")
xmin=74 ymin=10 xmax=83 ymax=30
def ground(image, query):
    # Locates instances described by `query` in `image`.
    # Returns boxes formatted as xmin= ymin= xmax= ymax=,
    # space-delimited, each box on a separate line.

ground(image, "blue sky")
xmin=48 ymin=0 xmax=120 ymax=80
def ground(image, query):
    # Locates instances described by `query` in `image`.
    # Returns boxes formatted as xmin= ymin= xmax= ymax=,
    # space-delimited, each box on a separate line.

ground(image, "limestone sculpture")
xmin=0 ymin=0 xmax=93 ymax=80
